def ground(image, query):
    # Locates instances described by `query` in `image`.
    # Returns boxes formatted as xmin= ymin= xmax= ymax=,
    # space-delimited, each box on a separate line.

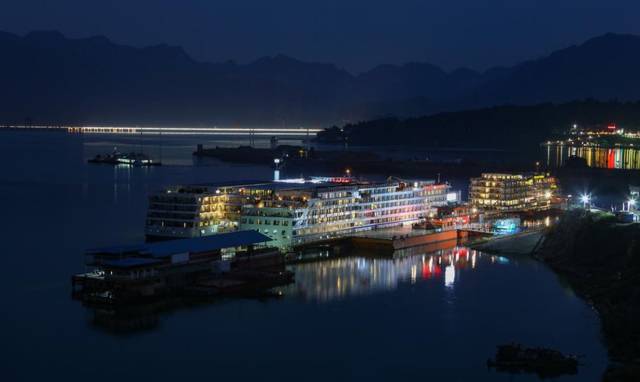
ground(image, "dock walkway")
xmin=469 ymin=229 xmax=546 ymax=255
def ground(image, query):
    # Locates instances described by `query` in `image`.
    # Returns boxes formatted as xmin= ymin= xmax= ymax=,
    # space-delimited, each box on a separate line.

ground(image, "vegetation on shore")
xmin=317 ymin=100 xmax=640 ymax=150
xmin=536 ymin=210 xmax=640 ymax=381
xmin=193 ymin=144 xmax=537 ymax=178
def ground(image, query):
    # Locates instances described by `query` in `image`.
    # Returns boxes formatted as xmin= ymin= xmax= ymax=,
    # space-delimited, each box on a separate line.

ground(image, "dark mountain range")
xmin=472 ymin=33 xmax=640 ymax=105
xmin=0 ymin=30 xmax=639 ymax=126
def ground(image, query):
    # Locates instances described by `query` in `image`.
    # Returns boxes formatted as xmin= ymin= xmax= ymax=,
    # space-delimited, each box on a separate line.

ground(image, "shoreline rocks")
xmin=535 ymin=210 xmax=640 ymax=381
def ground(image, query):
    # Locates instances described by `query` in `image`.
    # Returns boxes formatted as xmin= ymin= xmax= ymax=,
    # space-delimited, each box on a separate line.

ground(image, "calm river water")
xmin=0 ymin=131 xmax=607 ymax=381
xmin=544 ymin=143 xmax=640 ymax=170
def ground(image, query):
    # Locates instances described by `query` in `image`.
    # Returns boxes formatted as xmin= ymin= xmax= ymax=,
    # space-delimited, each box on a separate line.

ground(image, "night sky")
xmin=0 ymin=0 xmax=637 ymax=72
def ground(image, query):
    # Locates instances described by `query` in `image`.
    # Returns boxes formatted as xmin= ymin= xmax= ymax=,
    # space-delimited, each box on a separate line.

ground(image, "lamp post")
xmin=627 ymin=198 xmax=636 ymax=212
xmin=580 ymin=194 xmax=591 ymax=209
xmin=273 ymin=158 xmax=281 ymax=181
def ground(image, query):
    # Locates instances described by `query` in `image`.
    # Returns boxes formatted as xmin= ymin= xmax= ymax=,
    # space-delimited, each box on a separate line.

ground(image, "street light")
xmin=627 ymin=198 xmax=636 ymax=212
xmin=273 ymin=158 xmax=281 ymax=181
xmin=580 ymin=194 xmax=591 ymax=209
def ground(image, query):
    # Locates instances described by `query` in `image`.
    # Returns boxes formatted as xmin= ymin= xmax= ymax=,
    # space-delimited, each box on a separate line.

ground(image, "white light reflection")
xmin=444 ymin=265 xmax=455 ymax=288
xmin=279 ymin=247 xmax=512 ymax=302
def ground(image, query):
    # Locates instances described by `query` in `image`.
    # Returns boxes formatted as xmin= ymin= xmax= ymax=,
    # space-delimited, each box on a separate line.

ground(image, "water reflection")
xmin=0 ymin=130 xmax=610 ymax=381
xmin=282 ymin=247 xmax=507 ymax=302
xmin=545 ymin=144 xmax=640 ymax=169
xmin=82 ymin=248 xmax=511 ymax=333
xmin=522 ymin=214 xmax=560 ymax=229
xmin=86 ymin=294 xmax=284 ymax=335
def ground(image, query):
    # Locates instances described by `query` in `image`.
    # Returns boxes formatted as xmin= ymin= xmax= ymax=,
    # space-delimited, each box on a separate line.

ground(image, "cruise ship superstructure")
xmin=145 ymin=181 xmax=270 ymax=240
xmin=145 ymin=177 xmax=457 ymax=250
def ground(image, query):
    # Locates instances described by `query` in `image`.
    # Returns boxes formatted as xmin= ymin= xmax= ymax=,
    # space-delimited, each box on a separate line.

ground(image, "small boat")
xmin=487 ymin=343 xmax=579 ymax=377
xmin=89 ymin=148 xmax=161 ymax=166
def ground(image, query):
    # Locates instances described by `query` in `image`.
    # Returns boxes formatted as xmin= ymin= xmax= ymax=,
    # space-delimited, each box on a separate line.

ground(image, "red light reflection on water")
xmin=285 ymin=247 xmax=510 ymax=302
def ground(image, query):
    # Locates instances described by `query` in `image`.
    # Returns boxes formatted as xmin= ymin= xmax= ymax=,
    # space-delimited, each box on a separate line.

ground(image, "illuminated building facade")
xmin=469 ymin=173 xmax=556 ymax=212
xmin=145 ymin=177 xmax=457 ymax=248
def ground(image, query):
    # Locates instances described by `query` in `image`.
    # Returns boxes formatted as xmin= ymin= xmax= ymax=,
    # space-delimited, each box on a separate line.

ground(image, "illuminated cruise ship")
xmin=145 ymin=180 xmax=271 ymax=240
xmin=145 ymin=177 xmax=458 ymax=250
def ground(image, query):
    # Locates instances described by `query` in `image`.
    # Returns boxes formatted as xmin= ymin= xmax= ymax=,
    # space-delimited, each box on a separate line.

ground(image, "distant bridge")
xmin=4 ymin=125 xmax=323 ymax=137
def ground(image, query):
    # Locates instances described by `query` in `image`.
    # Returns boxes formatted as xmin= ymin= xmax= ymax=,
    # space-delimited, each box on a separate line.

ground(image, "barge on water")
xmin=89 ymin=148 xmax=161 ymax=166
xmin=72 ymin=230 xmax=292 ymax=305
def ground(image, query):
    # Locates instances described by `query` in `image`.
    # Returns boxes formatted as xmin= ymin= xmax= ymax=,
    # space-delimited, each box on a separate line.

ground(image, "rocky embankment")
xmin=535 ymin=210 xmax=640 ymax=381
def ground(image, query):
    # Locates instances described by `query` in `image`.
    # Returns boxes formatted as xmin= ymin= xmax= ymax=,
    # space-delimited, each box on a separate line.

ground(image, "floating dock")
xmin=293 ymin=227 xmax=491 ymax=257
xmin=71 ymin=230 xmax=292 ymax=305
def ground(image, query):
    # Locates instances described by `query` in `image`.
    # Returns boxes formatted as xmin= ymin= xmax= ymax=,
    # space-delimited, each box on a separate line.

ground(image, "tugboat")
xmin=488 ymin=343 xmax=579 ymax=378
xmin=89 ymin=148 xmax=161 ymax=167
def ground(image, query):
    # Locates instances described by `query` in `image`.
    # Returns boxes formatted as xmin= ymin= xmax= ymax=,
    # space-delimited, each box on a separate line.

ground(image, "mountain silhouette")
xmin=472 ymin=33 xmax=640 ymax=105
xmin=0 ymin=31 xmax=638 ymax=126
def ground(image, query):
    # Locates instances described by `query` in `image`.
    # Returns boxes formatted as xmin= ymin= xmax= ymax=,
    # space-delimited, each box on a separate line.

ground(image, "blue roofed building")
xmin=73 ymin=230 xmax=275 ymax=302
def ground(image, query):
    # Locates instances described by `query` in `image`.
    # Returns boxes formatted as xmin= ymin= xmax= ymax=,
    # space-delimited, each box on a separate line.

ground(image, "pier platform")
xmin=469 ymin=229 xmax=546 ymax=255
xmin=294 ymin=226 xmax=491 ymax=257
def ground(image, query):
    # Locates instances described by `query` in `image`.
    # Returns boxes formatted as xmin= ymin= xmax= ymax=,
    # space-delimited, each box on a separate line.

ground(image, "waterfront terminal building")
xmin=469 ymin=173 xmax=557 ymax=212
xmin=146 ymin=177 xmax=457 ymax=250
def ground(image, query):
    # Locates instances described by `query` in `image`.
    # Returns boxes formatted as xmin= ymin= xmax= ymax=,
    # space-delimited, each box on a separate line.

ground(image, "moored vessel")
xmin=89 ymin=148 xmax=161 ymax=166
xmin=488 ymin=343 xmax=579 ymax=377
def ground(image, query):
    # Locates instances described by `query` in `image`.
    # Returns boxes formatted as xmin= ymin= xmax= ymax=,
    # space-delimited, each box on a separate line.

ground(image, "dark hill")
xmin=2 ymin=31 xmax=640 ymax=125
xmin=473 ymin=33 xmax=640 ymax=106
xmin=317 ymin=100 xmax=640 ymax=150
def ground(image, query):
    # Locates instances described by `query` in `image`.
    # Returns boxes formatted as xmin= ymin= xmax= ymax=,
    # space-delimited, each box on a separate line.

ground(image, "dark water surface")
xmin=1 ymin=131 xmax=607 ymax=381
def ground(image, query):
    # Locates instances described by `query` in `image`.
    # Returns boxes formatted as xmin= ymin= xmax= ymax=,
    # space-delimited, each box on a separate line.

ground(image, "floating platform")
xmin=71 ymin=231 xmax=285 ymax=305
xmin=293 ymin=228 xmax=490 ymax=257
